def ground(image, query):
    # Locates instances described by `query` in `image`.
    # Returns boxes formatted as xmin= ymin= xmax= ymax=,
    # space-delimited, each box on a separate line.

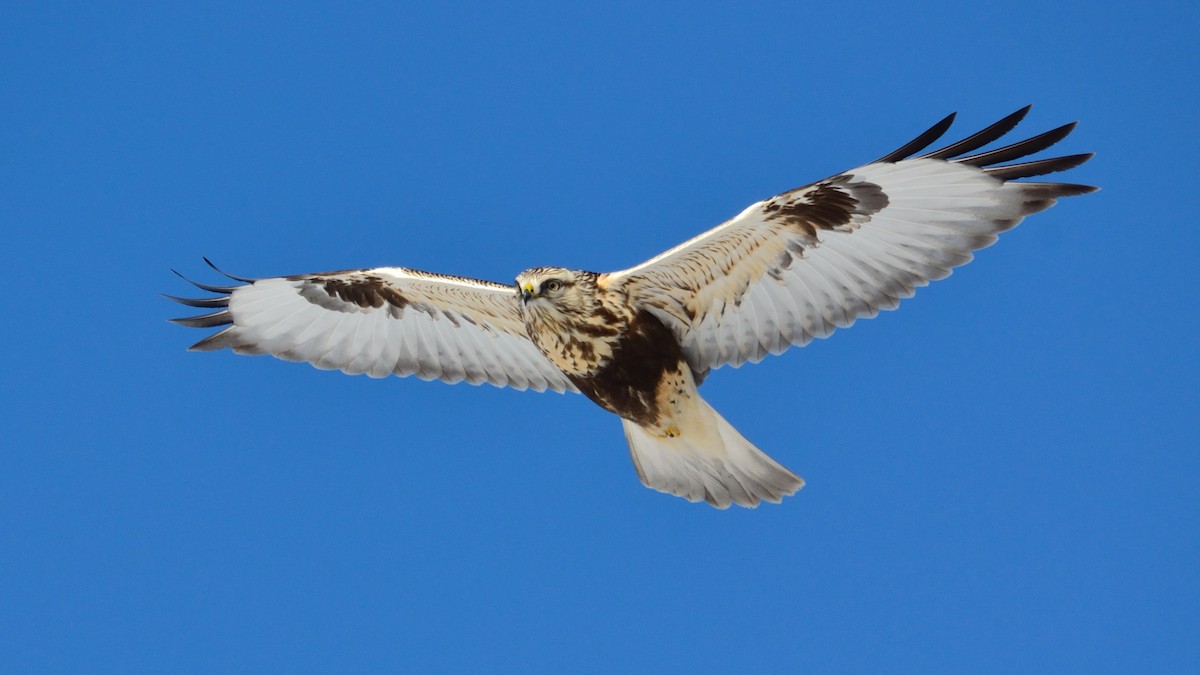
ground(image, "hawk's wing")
xmin=168 ymin=264 xmax=576 ymax=393
xmin=604 ymin=107 xmax=1096 ymax=374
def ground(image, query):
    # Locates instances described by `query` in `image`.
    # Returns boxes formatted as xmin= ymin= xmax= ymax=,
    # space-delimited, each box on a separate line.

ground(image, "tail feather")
xmin=622 ymin=398 xmax=803 ymax=508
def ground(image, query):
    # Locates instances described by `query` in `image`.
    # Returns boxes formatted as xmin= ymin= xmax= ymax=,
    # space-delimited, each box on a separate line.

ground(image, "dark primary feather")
xmin=168 ymin=310 xmax=233 ymax=329
xmin=1019 ymin=182 xmax=1098 ymax=198
xmin=172 ymin=268 xmax=240 ymax=294
xmin=203 ymin=257 xmax=258 ymax=283
xmin=920 ymin=105 xmax=1031 ymax=160
xmin=956 ymin=122 xmax=1078 ymax=167
xmin=187 ymin=327 xmax=238 ymax=352
xmin=870 ymin=112 xmax=956 ymax=163
xmin=161 ymin=294 xmax=229 ymax=308
xmin=984 ymin=153 xmax=1095 ymax=181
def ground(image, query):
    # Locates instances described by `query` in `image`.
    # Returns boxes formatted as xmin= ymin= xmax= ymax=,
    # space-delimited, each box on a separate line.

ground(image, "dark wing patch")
xmin=298 ymin=274 xmax=427 ymax=318
xmin=762 ymin=175 xmax=889 ymax=238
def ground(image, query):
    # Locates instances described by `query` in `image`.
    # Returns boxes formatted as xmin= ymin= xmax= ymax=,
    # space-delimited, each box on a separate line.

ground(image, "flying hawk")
xmin=169 ymin=106 xmax=1095 ymax=508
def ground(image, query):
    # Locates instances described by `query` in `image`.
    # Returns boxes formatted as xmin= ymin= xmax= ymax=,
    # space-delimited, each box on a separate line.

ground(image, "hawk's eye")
xmin=543 ymin=280 xmax=563 ymax=293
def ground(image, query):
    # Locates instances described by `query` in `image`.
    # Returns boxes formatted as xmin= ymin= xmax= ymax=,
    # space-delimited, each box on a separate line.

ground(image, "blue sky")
xmin=2 ymin=1 xmax=1196 ymax=672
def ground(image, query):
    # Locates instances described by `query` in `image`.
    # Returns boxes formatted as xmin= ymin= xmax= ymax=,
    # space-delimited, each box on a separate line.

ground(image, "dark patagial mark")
xmin=297 ymin=274 xmax=434 ymax=319
xmin=762 ymin=175 xmax=888 ymax=240
xmin=760 ymin=177 xmax=887 ymax=278
xmin=316 ymin=275 xmax=409 ymax=310
xmin=569 ymin=310 xmax=686 ymax=427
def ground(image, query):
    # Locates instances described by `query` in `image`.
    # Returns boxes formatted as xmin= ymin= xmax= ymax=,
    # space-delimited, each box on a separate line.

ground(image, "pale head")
xmin=514 ymin=266 xmax=601 ymax=320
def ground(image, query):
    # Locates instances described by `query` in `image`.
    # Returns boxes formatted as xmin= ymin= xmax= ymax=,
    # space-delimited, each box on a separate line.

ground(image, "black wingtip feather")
xmin=1051 ymin=183 xmax=1100 ymax=196
xmin=187 ymin=326 xmax=238 ymax=352
xmin=169 ymin=310 xmax=234 ymax=329
xmin=171 ymin=268 xmax=240 ymax=294
xmin=957 ymin=122 xmax=1078 ymax=168
xmin=921 ymin=106 xmax=1032 ymax=160
xmin=203 ymin=257 xmax=258 ymax=283
xmin=984 ymin=152 xmax=1094 ymax=180
xmin=872 ymin=112 xmax=957 ymax=164
xmin=161 ymin=293 xmax=230 ymax=308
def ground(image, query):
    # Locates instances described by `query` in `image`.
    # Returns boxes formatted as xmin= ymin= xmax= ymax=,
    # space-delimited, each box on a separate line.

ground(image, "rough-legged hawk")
xmin=169 ymin=106 xmax=1095 ymax=508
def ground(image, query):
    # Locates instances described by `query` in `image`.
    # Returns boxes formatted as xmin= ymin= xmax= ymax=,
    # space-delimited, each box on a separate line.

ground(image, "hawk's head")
xmin=515 ymin=266 xmax=626 ymax=373
xmin=515 ymin=267 xmax=602 ymax=320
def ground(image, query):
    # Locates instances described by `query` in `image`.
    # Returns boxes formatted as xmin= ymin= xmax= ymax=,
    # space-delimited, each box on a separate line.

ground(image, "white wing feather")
xmin=170 ymin=266 xmax=576 ymax=393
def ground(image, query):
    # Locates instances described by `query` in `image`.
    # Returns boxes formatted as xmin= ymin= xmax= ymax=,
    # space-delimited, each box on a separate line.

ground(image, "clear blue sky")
xmin=2 ymin=2 xmax=1196 ymax=672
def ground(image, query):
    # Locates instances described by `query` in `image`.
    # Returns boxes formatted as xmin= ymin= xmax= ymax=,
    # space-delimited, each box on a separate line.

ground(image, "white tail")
xmin=622 ymin=396 xmax=804 ymax=508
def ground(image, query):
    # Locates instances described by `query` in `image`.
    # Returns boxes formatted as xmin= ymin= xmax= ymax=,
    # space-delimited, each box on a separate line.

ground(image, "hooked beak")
xmin=520 ymin=282 xmax=535 ymax=303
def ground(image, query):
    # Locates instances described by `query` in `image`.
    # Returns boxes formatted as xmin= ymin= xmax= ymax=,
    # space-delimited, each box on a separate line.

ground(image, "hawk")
xmin=169 ymin=106 xmax=1095 ymax=508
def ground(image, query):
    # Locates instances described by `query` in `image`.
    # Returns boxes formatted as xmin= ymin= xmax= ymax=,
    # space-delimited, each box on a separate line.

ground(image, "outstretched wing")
xmin=168 ymin=263 xmax=576 ymax=393
xmin=604 ymin=106 xmax=1096 ymax=374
